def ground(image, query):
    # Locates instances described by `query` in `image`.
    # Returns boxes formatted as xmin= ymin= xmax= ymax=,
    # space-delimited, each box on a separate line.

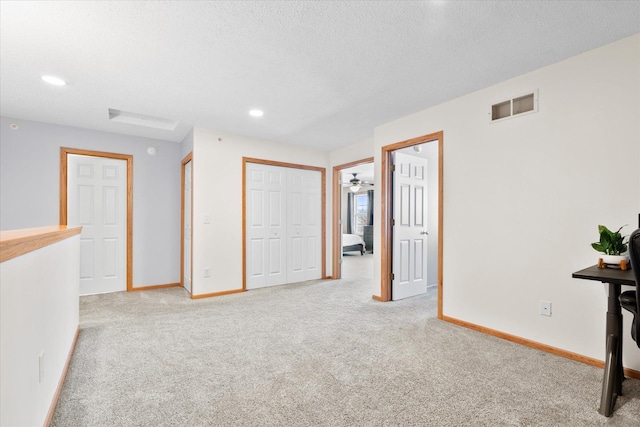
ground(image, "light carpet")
xmin=52 ymin=255 xmax=640 ymax=426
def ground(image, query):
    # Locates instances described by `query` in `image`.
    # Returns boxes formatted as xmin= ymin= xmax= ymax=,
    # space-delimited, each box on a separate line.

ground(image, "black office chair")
xmin=620 ymin=228 xmax=640 ymax=348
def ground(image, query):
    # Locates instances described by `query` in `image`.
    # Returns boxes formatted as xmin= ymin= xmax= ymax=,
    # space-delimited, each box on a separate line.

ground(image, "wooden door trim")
xmin=242 ymin=157 xmax=327 ymax=291
xmin=60 ymin=147 xmax=134 ymax=291
xmin=331 ymin=157 xmax=374 ymax=279
xmin=181 ymin=152 xmax=193 ymax=295
xmin=380 ymin=132 xmax=443 ymax=319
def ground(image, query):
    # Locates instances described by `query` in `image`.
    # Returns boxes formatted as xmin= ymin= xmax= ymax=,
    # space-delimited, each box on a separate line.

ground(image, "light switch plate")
xmin=540 ymin=300 xmax=552 ymax=317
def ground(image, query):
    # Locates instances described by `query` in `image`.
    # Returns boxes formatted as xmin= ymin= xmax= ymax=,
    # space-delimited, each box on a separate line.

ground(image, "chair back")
xmin=629 ymin=229 xmax=640 ymax=343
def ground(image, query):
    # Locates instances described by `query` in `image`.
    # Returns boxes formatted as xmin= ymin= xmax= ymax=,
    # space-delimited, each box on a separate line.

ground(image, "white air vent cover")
xmin=108 ymin=108 xmax=178 ymax=131
xmin=489 ymin=90 xmax=538 ymax=122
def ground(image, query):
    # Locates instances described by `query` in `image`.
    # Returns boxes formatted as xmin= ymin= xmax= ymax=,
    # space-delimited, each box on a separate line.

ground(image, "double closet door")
xmin=246 ymin=163 xmax=322 ymax=289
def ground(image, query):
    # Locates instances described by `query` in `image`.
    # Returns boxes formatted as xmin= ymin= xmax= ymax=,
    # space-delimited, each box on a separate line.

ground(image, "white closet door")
xmin=67 ymin=154 xmax=127 ymax=295
xmin=246 ymin=163 xmax=287 ymax=289
xmin=246 ymin=163 xmax=322 ymax=289
xmin=287 ymin=168 xmax=322 ymax=283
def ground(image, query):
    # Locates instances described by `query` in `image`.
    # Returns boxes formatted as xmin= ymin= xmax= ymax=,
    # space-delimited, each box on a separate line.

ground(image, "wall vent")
xmin=489 ymin=90 xmax=538 ymax=122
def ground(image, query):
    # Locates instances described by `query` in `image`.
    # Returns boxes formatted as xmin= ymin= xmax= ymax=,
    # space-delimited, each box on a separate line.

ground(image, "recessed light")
xmin=249 ymin=109 xmax=264 ymax=117
xmin=41 ymin=75 xmax=66 ymax=86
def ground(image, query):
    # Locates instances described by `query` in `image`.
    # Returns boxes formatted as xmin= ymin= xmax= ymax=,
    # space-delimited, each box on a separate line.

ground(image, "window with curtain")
xmin=354 ymin=194 xmax=369 ymax=235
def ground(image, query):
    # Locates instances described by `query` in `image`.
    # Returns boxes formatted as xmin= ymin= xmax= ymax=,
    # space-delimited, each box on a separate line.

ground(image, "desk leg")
xmin=599 ymin=334 xmax=618 ymax=416
xmin=599 ymin=283 xmax=624 ymax=417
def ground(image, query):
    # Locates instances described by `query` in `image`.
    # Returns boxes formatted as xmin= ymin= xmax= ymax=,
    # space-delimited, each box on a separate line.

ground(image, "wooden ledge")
xmin=0 ymin=225 xmax=82 ymax=263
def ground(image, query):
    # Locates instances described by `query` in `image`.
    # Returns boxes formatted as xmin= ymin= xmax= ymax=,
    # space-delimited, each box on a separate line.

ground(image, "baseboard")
xmin=191 ymin=288 xmax=244 ymax=299
xmin=442 ymin=315 xmax=640 ymax=381
xmin=130 ymin=282 xmax=180 ymax=292
xmin=43 ymin=326 xmax=79 ymax=427
xmin=372 ymin=295 xmax=383 ymax=302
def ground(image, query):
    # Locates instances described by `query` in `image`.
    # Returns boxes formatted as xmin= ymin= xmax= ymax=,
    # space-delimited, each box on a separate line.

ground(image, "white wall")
xmin=0 ymin=234 xmax=79 ymax=426
xmin=0 ymin=117 xmax=182 ymax=287
xmin=190 ymin=128 xmax=330 ymax=296
xmin=181 ymin=128 xmax=194 ymax=159
xmin=373 ymin=34 xmax=640 ymax=369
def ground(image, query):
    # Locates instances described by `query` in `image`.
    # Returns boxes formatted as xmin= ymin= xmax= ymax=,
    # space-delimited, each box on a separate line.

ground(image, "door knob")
xmin=420 ymin=231 xmax=429 ymax=235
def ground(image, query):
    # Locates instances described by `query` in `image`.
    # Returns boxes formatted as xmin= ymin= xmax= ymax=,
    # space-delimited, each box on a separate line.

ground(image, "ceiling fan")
xmin=344 ymin=173 xmax=374 ymax=192
xmin=349 ymin=173 xmax=361 ymax=192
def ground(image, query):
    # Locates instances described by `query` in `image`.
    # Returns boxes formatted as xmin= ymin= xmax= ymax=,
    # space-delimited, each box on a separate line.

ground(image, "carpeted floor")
xmin=52 ymin=254 xmax=640 ymax=426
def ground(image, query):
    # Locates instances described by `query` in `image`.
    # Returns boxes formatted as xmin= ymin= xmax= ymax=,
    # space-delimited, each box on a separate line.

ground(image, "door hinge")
xmin=391 ymin=165 xmax=396 ymax=172
xmin=391 ymin=219 xmax=395 ymax=226
xmin=339 ymin=258 xmax=342 ymax=264
xmin=391 ymin=273 xmax=395 ymax=281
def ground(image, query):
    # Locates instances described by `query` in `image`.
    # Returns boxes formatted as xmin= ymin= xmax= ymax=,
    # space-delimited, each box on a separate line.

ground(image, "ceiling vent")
xmin=108 ymin=108 xmax=178 ymax=131
xmin=489 ymin=90 xmax=538 ymax=122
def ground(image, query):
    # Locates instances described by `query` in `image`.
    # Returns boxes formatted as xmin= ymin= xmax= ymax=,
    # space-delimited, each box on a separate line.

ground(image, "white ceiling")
xmin=342 ymin=163 xmax=374 ymax=185
xmin=1 ymin=1 xmax=638 ymax=152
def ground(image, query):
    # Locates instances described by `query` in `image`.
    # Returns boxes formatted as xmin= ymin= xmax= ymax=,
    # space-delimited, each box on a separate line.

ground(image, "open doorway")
xmin=380 ymin=132 xmax=443 ymax=317
xmin=181 ymin=152 xmax=193 ymax=295
xmin=332 ymin=158 xmax=374 ymax=280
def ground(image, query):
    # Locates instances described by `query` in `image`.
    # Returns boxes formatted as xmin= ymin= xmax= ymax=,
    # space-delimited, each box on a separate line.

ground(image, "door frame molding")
xmin=331 ymin=157 xmax=374 ymax=279
xmin=60 ymin=147 xmax=133 ymax=291
xmin=242 ymin=157 xmax=327 ymax=291
xmin=181 ymin=152 xmax=193 ymax=294
xmin=380 ymin=131 xmax=443 ymax=318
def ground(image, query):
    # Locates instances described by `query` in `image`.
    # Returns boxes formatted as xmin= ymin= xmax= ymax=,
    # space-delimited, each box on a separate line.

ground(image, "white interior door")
xmin=183 ymin=160 xmax=192 ymax=293
xmin=68 ymin=154 xmax=127 ymax=295
xmin=287 ymin=168 xmax=322 ymax=283
xmin=246 ymin=163 xmax=287 ymax=289
xmin=392 ymin=151 xmax=428 ymax=300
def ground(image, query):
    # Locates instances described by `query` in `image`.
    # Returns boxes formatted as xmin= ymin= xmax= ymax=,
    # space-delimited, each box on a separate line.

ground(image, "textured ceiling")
xmin=1 ymin=1 xmax=638 ymax=151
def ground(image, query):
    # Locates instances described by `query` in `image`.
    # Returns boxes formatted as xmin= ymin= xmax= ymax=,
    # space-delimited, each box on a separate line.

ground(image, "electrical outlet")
xmin=540 ymin=300 xmax=552 ymax=317
xmin=39 ymin=352 xmax=44 ymax=383
xmin=203 ymin=267 xmax=210 ymax=278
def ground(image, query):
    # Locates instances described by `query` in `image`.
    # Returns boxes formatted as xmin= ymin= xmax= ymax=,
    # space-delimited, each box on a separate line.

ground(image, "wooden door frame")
xmin=242 ymin=157 xmax=327 ymax=291
xmin=60 ymin=147 xmax=133 ymax=291
xmin=380 ymin=131 xmax=443 ymax=318
xmin=331 ymin=157 xmax=374 ymax=279
xmin=181 ymin=152 xmax=193 ymax=294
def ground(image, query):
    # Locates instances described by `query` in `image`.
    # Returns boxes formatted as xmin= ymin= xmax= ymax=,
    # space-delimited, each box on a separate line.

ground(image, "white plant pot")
xmin=600 ymin=254 xmax=629 ymax=265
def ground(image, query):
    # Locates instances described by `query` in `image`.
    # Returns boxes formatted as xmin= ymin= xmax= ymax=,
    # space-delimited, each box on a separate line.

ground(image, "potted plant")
xmin=592 ymin=225 xmax=629 ymax=268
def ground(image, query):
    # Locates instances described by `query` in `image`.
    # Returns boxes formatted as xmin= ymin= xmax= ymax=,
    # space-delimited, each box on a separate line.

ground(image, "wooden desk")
xmin=572 ymin=265 xmax=636 ymax=417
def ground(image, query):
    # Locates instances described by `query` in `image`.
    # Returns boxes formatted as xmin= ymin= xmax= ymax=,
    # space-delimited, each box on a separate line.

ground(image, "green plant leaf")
xmin=593 ymin=224 xmax=628 ymax=255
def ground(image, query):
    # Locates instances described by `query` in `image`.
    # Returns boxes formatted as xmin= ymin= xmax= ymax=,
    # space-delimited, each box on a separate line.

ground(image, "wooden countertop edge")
xmin=0 ymin=226 xmax=82 ymax=263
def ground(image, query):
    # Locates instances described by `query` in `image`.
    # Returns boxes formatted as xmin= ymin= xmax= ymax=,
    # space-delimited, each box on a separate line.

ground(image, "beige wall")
xmin=190 ymin=128 xmax=330 ymax=296
xmin=1 ymin=234 xmax=80 ymax=426
xmin=373 ymin=34 xmax=640 ymax=369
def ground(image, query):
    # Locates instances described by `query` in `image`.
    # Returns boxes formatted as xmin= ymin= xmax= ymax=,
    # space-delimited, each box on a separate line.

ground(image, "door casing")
xmin=380 ymin=132 xmax=443 ymax=317
xmin=331 ymin=157 xmax=374 ymax=280
xmin=60 ymin=147 xmax=133 ymax=291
